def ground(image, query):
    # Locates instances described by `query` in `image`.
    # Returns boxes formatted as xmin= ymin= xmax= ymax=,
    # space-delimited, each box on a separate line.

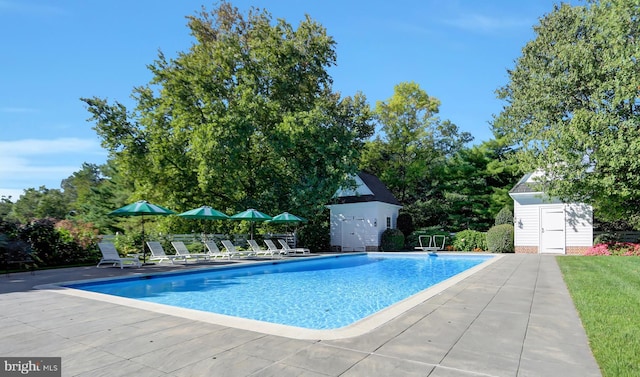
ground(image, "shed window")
xmin=386 ymin=217 xmax=391 ymax=229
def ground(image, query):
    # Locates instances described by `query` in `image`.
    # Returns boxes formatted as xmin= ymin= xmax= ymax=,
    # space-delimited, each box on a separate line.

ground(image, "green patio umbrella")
xmin=109 ymin=200 xmax=175 ymax=263
xmin=177 ymin=205 xmax=229 ymax=220
xmin=230 ymin=208 xmax=272 ymax=239
xmin=177 ymin=205 xmax=229 ymax=238
xmin=269 ymin=212 xmax=306 ymax=224
xmin=269 ymin=212 xmax=307 ymax=239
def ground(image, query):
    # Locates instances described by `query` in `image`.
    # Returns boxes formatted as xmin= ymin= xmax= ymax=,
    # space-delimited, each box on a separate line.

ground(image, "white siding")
xmin=327 ymin=202 xmax=376 ymax=250
xmin=514 ymin=200 xmax=539 ymax=247
xmin=328 ymin=206 xmax=343 ymax=246
xmin=565 ymin=203 xmax=593 ymax=247
xmin=327 ymin=201 xmax=401 ymax=250
xmin=511 ymin=172 xmax=594 ymax=253
xmin=513 ymin=199 xmax=593 ymax=249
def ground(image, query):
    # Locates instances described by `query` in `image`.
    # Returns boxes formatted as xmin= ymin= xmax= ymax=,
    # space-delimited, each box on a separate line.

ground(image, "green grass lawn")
xmin=557 ymin=256 xmax=640 ymax=377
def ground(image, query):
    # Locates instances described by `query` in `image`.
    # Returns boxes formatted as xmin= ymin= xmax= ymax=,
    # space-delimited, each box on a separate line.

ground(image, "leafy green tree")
xmin=83 ymin=2 xmax=373 ymax=231
xmin=401 ymin=196 xmax=449 ymax=230
xmin=483 ymin=135 xmax=522 ymax=214
xmin=61 ymin=163 xmax=102 ymax=209
xmin=494 ymin=0 xmax=640 ymax=226
xmin=401 ymin=136 xmax=520 ymax=232
xmin=442 ymin=146 xmax=495 ymax=231
xmin=9 ymin=187 xmax=70 ymax=223
xmin=444 ymin=137 xmax=521 ymax=230
xmin=66 ymin=160 xmax=134 ymax=233
xmin=0 ymin=196 xmax=13 ymax=219
xmin=361 ymin=82 xmax=472 ymax=203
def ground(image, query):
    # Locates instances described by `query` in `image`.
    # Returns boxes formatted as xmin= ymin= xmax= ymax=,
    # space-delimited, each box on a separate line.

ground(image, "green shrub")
xmin=486 ymin=224 xmax=514 ymax=253
xmin=593 ymin=233 xmax=618 ymax=245
xmin=18 ymin=218 xmax=96 ymax=266
xmin=452 ymin=230 xmax=487 ymax=251
xmin=55 ymin=219 xmax=100 ymax=250
xmin=180 ymin=241 xmax=205 ymax=254
xmin=495 ymin=206 xmax=514 ymax=226
xmin=114 ymin=232 xmax=142 ymax=255
xmin=297 ymin=220 xmax=330 ymax=252
xmin=380 ymin=228 xmax=405 ymax=251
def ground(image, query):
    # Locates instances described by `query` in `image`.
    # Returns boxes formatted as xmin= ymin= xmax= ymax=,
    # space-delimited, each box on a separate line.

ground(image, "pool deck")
xmin=0 ymin=254 xmax=601 ymax=376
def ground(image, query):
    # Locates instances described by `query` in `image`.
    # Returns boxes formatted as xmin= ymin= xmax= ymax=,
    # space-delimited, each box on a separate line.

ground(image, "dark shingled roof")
xmin=333 ymin=172 xmax=401 ymax=206
xmin=509 ymin=172 xmax=544 ymax=194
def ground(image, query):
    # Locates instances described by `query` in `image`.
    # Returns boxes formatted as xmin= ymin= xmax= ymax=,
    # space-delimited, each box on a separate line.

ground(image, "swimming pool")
xmin=67 ymin=253 xmax=494 ymax=332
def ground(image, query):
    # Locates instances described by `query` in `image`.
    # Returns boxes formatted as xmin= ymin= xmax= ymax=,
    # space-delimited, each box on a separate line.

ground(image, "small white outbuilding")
xmin=509 ymin=172 xmax=593 ymax=254
xmin=326 ymin=172 xmax=402 ymax=252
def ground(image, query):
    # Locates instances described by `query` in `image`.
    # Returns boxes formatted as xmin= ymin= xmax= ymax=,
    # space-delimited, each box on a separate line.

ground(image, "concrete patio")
xmin=0 ymin=254 xmax=601 ymax=376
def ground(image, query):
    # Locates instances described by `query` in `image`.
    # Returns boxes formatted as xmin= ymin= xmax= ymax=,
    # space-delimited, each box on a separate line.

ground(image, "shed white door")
xmin=540 ymin=206 xmax=565 ymax=254
xmin=341 ymin=218 xmax=365 ymax=252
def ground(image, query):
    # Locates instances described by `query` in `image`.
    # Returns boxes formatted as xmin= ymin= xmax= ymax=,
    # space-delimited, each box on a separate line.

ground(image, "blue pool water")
xmin=70 ymin=253 xmax=492 ymax=329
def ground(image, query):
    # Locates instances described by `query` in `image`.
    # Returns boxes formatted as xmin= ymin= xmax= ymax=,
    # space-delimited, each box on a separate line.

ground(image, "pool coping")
xmin=36 ymin=252 xmax=503 ymax=340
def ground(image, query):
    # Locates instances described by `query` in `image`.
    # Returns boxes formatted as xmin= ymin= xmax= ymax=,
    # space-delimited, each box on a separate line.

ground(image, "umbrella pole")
xmin=141 ymin=216 xmax=147 ymax=263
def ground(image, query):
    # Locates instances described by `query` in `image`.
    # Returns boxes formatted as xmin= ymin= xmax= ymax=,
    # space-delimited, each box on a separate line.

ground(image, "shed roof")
xmin=509 ymin=172 xmax=545 ymax=194
xmin=332 ymin=172 xmax=401 ymax=206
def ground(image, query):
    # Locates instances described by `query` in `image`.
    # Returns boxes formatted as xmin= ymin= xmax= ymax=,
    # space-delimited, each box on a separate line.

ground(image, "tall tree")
xmin=494 ymin=0 xmax=640 ymax=226
xmin=483 ymin=136 xmax=523 ymax=214
xmin=65 ymin=160 xmax=134 ymax=233
xmin=83 ymin=2 xmax=373 ymax=224
xmin=361 ymin=82 xmax=472 ymax=203
xmin=441 ymin=137 xmax=522 ymax=231
xmin=401 ymin=136 xmax=520 ymax=232
xmin=0 ymin=196 xmax=13 ymax=220
xmin=61 ymin=163 xmax=103 ymax=209
xmin=9 ymin=187 xmax=69 ymax=223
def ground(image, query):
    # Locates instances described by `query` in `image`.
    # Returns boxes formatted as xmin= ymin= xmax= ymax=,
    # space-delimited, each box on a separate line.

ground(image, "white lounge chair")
xmin=221 ymin=240 xmax=253 ymax=258
xmin=204 ymin=241 xmax=234 ymax=260
xmin=264 ymin=239 xmax=288 ymax=257
xmin=247 ymin=239 xmax=280 ymax=258
xmin=146 ymin=241 xmax=187 ymax=264
xmin=277 ymin=239 xmax=310 ymax=254
xmin=414 ymin=235 xmax=446 ymax=253
xmin=97 ymin=242 xmax=141 ymax=269
xmin=171 ymin=241 xmax=210 ymax=262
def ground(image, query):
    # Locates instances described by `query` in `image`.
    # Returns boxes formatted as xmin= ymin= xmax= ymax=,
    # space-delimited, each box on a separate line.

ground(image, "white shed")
xmin=509 ymin=172 xmax=593 ymax=254
xmin=327 ymin=172 xmax=402 ymax=252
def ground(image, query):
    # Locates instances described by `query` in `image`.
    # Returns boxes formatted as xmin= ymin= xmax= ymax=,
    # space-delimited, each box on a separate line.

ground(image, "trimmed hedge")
xmin=452 ymin=229 xmax=486 ymax=251
xmin=486 ymin=224 xmax=514 ymax=253
xmin=495 ymin=206 xmax=514 ymax=226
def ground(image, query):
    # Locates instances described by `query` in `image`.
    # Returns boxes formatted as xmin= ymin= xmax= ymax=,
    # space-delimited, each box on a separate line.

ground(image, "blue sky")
xmin=0 ymin=0 xmax=578 ymax=201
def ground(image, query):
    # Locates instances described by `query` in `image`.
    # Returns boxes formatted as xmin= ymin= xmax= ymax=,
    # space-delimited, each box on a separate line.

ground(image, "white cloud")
xmin=0 ymin=189 xmax=25 ymax=202
xmin=443 ymin=13 xmax=530 ymax=33
xmin=0 ymin=156 xmax=81 ymax=176
xmin=0 ymin=107 xmax=38 ymax=113
xmin=0 ymin=137 xmax=100 ymax=156
xmin=0 ymin=138 xmax=107 ymax=193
